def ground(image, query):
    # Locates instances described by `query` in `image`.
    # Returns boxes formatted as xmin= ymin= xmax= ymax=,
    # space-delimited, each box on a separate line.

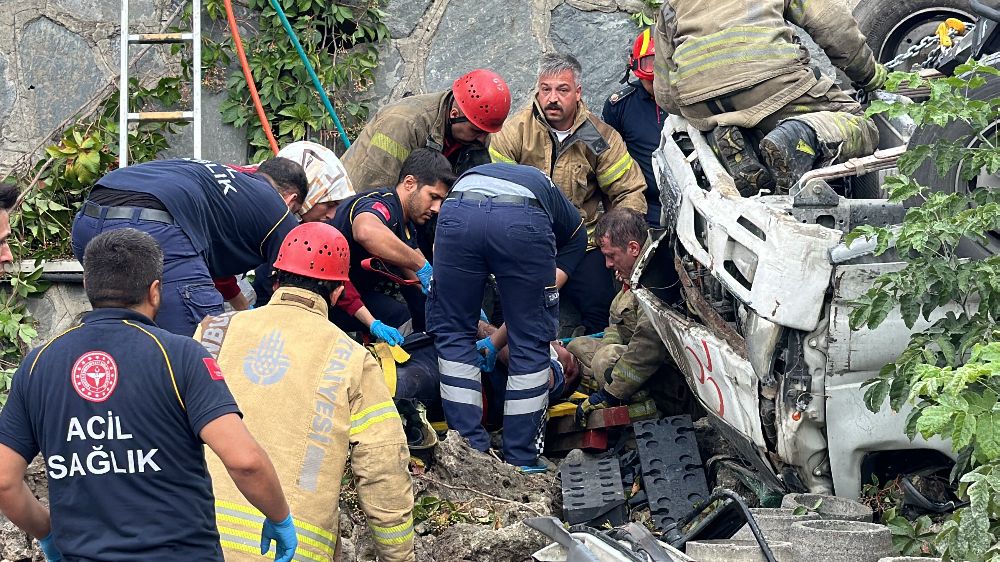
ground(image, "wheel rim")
xmin=879 ymin=8 xmax=976 ymax=68
xmin=955 ymin=120 xmax=1000 ymax=255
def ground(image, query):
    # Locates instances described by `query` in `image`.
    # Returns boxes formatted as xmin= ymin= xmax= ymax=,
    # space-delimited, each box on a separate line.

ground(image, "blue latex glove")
xmin=260 ymin=514 xmax=298 ymax=562
xmin=371 ymin=320 xmax=404 ymax=346
xmin=416 ymin=261 xmax=433 ymax=294
xmin=477 ymin=337 xmax=498 ymax=372
xmin=38 ymin=533 xmax=62 ymax=562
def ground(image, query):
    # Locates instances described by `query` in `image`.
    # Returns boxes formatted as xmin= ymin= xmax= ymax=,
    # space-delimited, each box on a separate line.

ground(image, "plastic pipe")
xmin=223 ymin=0 xmax=280 ymax=155
xmin=268 ymin=0 xmax=352 ymax=148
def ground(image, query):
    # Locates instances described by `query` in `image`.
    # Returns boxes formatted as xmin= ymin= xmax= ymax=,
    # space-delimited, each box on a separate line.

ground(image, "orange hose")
xmin=223 ymin=0 xmax=280 ymax=155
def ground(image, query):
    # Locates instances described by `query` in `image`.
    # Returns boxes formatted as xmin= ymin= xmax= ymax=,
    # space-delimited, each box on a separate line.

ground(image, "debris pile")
xmin=340 ymin=430 xmax=560 ymax=562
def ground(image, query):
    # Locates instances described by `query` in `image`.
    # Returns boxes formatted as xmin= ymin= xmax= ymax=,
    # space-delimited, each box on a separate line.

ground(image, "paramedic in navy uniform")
xmin=71 ymin=158 xmax=304 ymax=336
xmin=0 ymin=229 xmax=298 ymax=562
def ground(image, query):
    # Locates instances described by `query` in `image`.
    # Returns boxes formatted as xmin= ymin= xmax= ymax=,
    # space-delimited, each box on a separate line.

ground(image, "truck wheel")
xmin=908 ymin=73 xmax=1000 ymax=258
xmin=854 ymin=0 xmax=974 ymax=69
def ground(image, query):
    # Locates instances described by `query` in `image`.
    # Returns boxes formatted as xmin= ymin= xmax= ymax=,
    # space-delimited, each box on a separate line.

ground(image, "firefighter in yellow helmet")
xmin=196 ymin=222 xmax=415 ymax=562
xmin=653 ymin=0 xmax=886 ymax=194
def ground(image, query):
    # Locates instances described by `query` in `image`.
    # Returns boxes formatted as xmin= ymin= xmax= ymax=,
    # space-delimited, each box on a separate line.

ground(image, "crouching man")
xmin=196 ymin=222 xmax=415 ymax=561
xmin=569 ymin=208 xmax=694 ymax=426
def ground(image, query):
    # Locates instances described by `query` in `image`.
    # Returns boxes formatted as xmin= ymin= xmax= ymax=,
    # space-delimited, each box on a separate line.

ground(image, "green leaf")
xmin=916 ymin=405 xmax=953 ymax=439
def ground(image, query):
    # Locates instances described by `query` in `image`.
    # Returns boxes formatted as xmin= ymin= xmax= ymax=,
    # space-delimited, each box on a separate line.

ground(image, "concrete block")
xmin=685 ymin=539 xmax=794 ymax=562
xmin=731 ymin=507 xmax=820 ymax=541
xmin=781 ymin=492 xmax=874 ymax=522
xmin=791 ymin=520 xmax=893 ymax=562
xmin=549 ymin=405 xmax=630 ymax=433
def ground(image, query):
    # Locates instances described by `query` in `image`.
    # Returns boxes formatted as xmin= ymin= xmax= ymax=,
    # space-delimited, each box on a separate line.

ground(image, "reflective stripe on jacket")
xmin=488 ymin=96 xmax=647 ymax=240
xmin=196 ymin=287 xmax=415 ymax=562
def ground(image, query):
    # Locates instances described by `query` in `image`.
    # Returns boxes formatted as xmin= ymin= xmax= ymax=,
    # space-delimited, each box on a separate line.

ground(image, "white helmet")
xmin=277 ymin=141 xmax=355 ymax=216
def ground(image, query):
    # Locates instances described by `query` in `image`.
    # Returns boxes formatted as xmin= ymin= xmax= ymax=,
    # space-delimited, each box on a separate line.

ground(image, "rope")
xmin=268 ymin=0 xmax=352 ymax=148
xmin=223 ymin=0 xmax=280 ymax=155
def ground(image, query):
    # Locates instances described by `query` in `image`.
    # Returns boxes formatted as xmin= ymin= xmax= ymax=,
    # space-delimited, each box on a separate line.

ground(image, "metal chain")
xmin=883 ymin=23 xmax=976 ymax=70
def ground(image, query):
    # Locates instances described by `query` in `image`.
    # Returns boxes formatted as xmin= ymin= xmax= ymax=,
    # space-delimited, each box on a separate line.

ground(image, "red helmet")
xmin=629 ymin=28 xmax=655 ymax=81
xmin=452 ymin=69 xmax=512 ymax=133
xmin=273 ymin=222 xmax=350 ymax=282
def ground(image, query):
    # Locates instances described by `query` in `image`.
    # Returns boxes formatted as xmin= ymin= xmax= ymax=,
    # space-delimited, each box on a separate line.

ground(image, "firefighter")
xmin=342 ymin=69 xmax=512 ymax=192
xmin=570 ymin=208 xmax=690 ymax=426
xmin=195 ymin=222 xmax=414 ymax=562
xmin=0 ymin=229 xmax=296 ymax=562
xmin=329 ymin=148 xmax=456 ymax=338
xmin=652 ymin=0 xmax=886 ymax=194
xmin=427 ymin=163 xmax=587 ymax=470
xmin=71 ymin=158 xmax=302 ymax=336
xmin=489 ymin=52 xmax=647 ymax=335
xmin=603 ymin=28 xmax=669 ymax=227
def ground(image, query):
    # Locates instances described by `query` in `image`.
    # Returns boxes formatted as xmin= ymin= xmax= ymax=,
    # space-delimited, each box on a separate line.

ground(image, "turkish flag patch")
xmin=371 ymin=201 xmax=391 ymax=222
xmin=203 ymin=358 xmax=225 ymax=380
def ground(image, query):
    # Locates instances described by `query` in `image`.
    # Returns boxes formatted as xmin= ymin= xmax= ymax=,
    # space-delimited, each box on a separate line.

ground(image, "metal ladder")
xmin=119 ymin=0 xmax=201 ymax=167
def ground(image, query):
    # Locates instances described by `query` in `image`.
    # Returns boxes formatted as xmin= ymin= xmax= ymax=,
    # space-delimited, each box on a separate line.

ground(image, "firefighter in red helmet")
xmin=342 ymin=69 xmax=512 ymax=193
xmin=603 ymin=27 xmax=669 ymax=227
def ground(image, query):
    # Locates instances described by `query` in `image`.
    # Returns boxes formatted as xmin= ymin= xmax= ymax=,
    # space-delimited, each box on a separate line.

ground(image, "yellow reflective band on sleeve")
xmin=371 ymin=133 xmax=411 ymax=163
xmin=216 ymin=501 xmax=336 ymax=560
xmin=675 ymin=47 xmax=801 ymax=81
xmin=350 ymin=400 xmax=399 ymax=435
xmin=122 ymin=320 xmax=184 ymax=410
xmin=489 ymin=146 xmax=515 ymax=164
xmin=612 ymin=360 xmax=647 ymax=384
xmin=672 ymin=26 xmax=775 ymax=63
xmin=28 ymin=324 xmax=84 ymax=376
xmin=597 ymin=153 xmax=634 ymax=188
xmin=370 ymin=517 xmax=415 ymax=545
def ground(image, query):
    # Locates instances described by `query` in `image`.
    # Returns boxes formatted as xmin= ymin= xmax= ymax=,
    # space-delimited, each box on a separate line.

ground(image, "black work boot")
xmin=709 ymin=126 xmax=776 ymax=197
xmin=760 ymin=120 xmax=820 ymax=193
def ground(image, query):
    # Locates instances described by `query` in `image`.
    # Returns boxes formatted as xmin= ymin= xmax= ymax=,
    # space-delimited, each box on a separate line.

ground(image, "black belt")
xmin=449 ymin=191 xmax=542 ymax=208
xmin=83 ymin=202 xmax=175 ymax=225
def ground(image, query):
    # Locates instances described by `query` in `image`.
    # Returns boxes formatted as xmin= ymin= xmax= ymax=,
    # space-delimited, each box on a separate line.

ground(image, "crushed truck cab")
xmin=632 ymin=113 xmax=955 ymax=498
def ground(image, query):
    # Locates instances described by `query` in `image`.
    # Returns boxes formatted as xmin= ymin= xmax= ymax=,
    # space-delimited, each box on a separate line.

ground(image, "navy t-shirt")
xmin=95 ymin=159 xmax=298 ymax=277
xmin=602 ymin=84 xmax=666 ymax=226
xmin=328 ymin=188 xmax=419 ymax=291
xmin=0 ymin=308 xmax=240 ymax=561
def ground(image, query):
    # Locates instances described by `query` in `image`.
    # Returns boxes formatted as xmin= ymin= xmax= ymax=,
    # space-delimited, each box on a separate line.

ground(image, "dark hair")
xmin=397 ymin=148 xmax=457 ymax=189
xmin=257 ymin=157 xmax=308 ymax=202
xmin=274 ymin=269 xmax=343 ymax=298
xmin=0 ymin=182 xmax=17 ymax=211
xmin=594 ymin=207 xmax=647 ymax=249
xmin=83 ymin=228 xmax=163 ymax=309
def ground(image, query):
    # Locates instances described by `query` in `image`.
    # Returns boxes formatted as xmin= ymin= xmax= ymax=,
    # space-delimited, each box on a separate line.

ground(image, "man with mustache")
xmin=489 ymin=53 xmax=647 ymax=336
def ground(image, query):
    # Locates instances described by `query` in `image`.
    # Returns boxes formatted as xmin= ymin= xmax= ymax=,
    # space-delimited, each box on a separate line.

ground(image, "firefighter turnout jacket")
xmin=342 ymin=91 xmax=487 ymax=192
xmin=488 ymin=97 xmax=647 ymax=240
xmin=196 ymin=287 xmax=414 ymax=562
xmin=567 ymin=287 xmax=668 ymax=402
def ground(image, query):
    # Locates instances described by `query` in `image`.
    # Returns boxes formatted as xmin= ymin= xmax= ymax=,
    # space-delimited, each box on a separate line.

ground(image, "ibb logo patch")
xmin=71 ymin=351 xmax=119 ymax=402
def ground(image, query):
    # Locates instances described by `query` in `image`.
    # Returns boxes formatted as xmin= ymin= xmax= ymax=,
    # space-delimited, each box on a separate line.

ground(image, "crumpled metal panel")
xmin=633 ymin=285 xmax=769 ymax=453
xmin=652 ymin=116 xmax=843 ymax=332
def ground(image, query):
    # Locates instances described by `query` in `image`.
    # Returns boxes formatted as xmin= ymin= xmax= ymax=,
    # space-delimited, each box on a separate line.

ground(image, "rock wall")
xmin=375 ymin=0 xmax=647 ymax=113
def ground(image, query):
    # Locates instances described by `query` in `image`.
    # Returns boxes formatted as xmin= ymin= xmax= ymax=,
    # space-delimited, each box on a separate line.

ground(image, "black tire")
xmin=908 ymin=73 xmax=1000 ymax=258
xmin=854 ymin=0 xmax=974 ymax=66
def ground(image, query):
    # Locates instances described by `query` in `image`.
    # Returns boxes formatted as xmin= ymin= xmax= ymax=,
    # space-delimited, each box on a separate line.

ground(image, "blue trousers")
xmin=426 ymin=197 xmax=558 ymax=466
xmin=72 ymin=206 xmax=223 ymax=336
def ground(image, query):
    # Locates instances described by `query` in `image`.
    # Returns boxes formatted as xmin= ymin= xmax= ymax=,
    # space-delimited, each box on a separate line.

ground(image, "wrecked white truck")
xmin=631 ymin=6 xmax=1000 ymax=501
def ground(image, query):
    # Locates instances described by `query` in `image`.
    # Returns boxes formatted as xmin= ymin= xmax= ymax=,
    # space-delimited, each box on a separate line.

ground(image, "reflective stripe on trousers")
xmin=216 ymin=500 xmax=336 ymax=562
